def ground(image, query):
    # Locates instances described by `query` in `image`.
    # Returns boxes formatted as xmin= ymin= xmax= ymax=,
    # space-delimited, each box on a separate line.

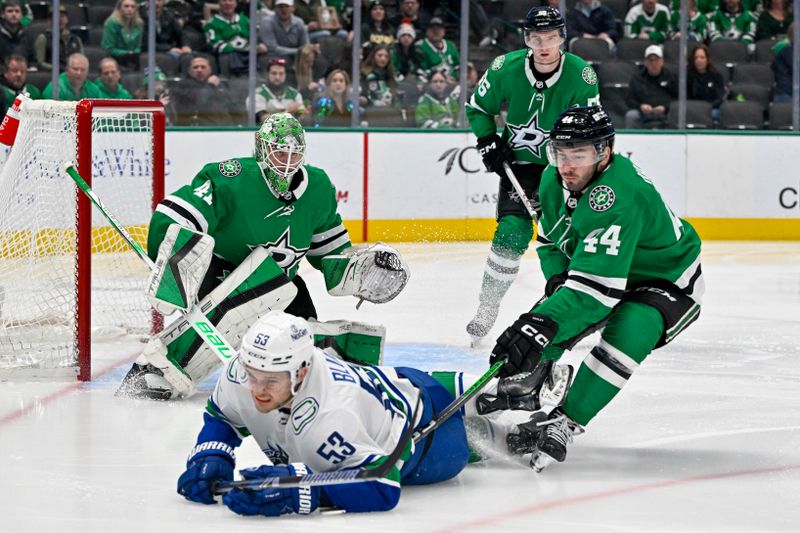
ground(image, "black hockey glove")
xmin=477 ymin=134 xmax=515 ymax=175
xmin=545 ymin=272 xmax=568 ymax=297
xmin=490 ymin=313 xmax=558 ymax=378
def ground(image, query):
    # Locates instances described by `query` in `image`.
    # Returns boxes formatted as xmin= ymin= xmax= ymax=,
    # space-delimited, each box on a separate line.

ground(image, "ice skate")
xmin=115 ymin=362 xmax=175 ymax=401
xmin=466 ymin=303 xmax=499 ymax=347
xmin=529 ymin=408 xmax=582 ymax=472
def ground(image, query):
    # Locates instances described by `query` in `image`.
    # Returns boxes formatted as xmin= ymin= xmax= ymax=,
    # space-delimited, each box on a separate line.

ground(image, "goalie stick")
xmin=212 ymin=359 xmax=505 ymax=493
xmin=64 ymin=163 xmax=237 ymax=363
xmin=502 ymin=161 xmax=537 ymax=220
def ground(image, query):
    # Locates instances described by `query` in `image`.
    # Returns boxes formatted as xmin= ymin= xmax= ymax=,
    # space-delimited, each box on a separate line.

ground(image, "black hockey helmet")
xmin=549 ymin=106 xmax=615 ymax=149
xmin=522 ymin=6 xmax=566 ymax=36
xmin=547 ymin=106 xmax=615 ymax=170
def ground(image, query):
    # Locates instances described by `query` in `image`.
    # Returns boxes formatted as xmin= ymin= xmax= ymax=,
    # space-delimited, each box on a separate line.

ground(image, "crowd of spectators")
xmin=0 ymin=0 xmax=794 ymax=129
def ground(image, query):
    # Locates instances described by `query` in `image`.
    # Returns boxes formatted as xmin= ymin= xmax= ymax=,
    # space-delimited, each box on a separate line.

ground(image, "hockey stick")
xmin=64 ymin=163 xmax=237 ymax=362
xmin=212 ymin=359 xmax=504 ymax=492
xmin=502 ymin=161 xmax=537 ymax=219
xmin=212 ymin=395 xmax=422 ymax=494
xmin=412 ymin=358 xmax=504 ymax=443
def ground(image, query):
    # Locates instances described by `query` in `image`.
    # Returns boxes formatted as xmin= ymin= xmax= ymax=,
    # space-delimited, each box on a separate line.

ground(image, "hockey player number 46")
xmin=583 ymin=225 xmax=621 ymax=256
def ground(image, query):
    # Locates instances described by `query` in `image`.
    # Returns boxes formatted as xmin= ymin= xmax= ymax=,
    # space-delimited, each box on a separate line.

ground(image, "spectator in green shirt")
xmin=0 ymin=54 xmax=41 ymax=108
xmin=102 ymin=0 xmax=143 ymax=71
xmin=94 ymin=57 xmax=133 ymax=99
xmin=43 ymin=53 xmax=101 ymax=100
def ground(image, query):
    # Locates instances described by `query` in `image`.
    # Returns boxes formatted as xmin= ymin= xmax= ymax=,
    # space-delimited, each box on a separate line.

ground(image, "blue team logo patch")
xmin=589 ymin=185 xmax=615 ymax=211
xmin=582 ymin=66 xmax=597 ymax=85
xmin=291 ymin=398 xmax=319 ymax=434
xmin=491 ymin=55 xmax=505 ymax=71
xmin=218 ymin=159 xmax=242 ymax=177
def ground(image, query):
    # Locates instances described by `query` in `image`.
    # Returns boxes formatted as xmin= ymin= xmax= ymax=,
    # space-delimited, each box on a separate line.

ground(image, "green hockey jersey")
xmin=148 ymin=158 xmax=351 ymax=280
xmin=533 ymin=155 xmax=703 ymax=345
xmin=204 ymin=13 xmax=251 ymax=54
xmin=466 ymin=50 xmax=601 ymax=166
xmin=416 ymin=38 xmax=460 ymax=83
xmin=708 ymin=8 xmax=756 ymax=44
xmin=624 ymin=3 xmax=672 ymax=42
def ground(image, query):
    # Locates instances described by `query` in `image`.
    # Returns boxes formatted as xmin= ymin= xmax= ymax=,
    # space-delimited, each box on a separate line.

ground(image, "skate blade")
xmin=530 ymin=451 xmax=557 ymax=473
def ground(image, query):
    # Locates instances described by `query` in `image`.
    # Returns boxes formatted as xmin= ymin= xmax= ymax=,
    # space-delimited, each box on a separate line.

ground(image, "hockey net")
xmin=0 ymin=99 xmax=164 ymax=379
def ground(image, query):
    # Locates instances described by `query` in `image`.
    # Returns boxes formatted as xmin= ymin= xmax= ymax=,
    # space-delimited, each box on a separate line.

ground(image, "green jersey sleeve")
xmin=305 ymin=168 xmax=351 ymax=273
xmin=147 ymin=163 xmax=225 ymax=260
xmin=465 ymin=56 xmax=507 ymax=139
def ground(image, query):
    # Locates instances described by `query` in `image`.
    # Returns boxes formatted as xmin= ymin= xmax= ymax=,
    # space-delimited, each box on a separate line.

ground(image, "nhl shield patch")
xmin=589 ymin=185 xmax=615 ymax=211
xmin=491 ymin=55 xmax=505 ymax=71
xmin=582 ymin=66 xmax=597 ymax=85
xmin=219 ymin=159 xmax=242 ymax=177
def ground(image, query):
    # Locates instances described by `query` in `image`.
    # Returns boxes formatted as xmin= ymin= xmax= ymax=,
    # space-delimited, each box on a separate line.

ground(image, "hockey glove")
xmin=146 ymin=223 xmax=214 ymax=315
xmin=477 ymin=134 xmax=515 ymax=175
xmin=490 ymin=313 xmax=559 ymax=378
xmin=222 ymin=464 xmax=320 ymax=517
xmin=322 ymin=243 xmax=410 ymax=304
xmin=177 ymin=441 xmax=236 ymax=504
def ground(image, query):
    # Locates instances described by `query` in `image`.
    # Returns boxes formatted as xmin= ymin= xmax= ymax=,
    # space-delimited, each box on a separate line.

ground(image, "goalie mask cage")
xmin=0 ymin=99 xmax=165 ymax=381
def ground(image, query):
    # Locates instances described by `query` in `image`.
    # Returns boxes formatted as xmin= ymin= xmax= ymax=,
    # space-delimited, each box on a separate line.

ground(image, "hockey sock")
xmin=563 ymin=302 xmax=663 ymax=426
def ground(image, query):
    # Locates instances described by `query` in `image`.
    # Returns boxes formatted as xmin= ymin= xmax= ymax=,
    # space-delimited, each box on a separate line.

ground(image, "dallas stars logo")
xmin=507 ymin=113 xmax=548 ymax=158
xmin=250 ymin=228 xmax=308 ymax=273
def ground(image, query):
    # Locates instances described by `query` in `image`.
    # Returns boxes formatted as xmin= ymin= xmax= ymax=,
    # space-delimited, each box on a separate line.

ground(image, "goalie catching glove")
xmin=322 ymin=243 xmax=410 ymax=304
xmin=145 ymin=224 xmax=215 ymax=315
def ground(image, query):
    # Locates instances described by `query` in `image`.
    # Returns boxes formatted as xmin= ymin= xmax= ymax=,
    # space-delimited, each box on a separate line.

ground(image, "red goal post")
xmin=0 ymin=99 xmax=165 ymax=380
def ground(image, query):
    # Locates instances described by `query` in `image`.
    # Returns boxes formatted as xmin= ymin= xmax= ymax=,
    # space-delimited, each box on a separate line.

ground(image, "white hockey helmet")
xmin=239 ymin=310 xmax=314 ymax=394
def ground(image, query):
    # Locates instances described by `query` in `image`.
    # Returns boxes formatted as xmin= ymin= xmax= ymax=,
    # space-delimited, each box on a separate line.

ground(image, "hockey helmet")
xmin=239 ymin=310 xmax=314 ymax=394
xmin=546 ymin=106 xmax=615 ymax=166
xmin=255 ymin=112 xmax=306 ymax=197
xmin=522 ymin=6 xmax=566 ymax=47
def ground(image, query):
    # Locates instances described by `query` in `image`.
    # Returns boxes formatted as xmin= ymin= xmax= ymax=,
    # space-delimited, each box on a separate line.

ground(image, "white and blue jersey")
xmin=193 ymin=347 xmax=471 ymax=512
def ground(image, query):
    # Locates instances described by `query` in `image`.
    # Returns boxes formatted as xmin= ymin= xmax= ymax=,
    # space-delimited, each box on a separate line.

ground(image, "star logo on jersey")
xmin=252 ymin=228 xmax=308 ymax=274
xmin=507 ymin=113 xmax=548 ymax=158
xmin=589 ymin=185 xmax=615 ymax=211
xmin=582 ymin=66 xmax=597 ymax=85
xmin=218 ymin=159 xmax=242 ymax=177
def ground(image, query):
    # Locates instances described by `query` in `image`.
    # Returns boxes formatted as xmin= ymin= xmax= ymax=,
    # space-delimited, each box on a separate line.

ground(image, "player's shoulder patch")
xmin=581 ymin=66 xmax=598 ymax=85
xmin=588 ymin=185 xmax=615 ymax=212
xmin=218 ymin=159 xmax=243 ymax=178
xmin=491 ymin=55 xmax=506 ymax=71
xmin=290 ymin=397 xmax=319 ymax=434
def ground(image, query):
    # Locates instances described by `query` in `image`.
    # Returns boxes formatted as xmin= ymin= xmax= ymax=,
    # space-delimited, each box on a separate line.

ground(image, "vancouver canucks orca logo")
xmin=251 ymin=228 xmax=308 ymax=273
xmin=507 ymin=112 xmax=548 ymax=158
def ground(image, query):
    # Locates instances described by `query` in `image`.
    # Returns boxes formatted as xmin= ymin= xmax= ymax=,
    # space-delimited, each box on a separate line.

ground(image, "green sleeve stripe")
xmin=205 ymin=399 xmax=251 ymax=437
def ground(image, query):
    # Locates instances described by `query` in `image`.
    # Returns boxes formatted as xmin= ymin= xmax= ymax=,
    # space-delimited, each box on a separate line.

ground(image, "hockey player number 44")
xmin=583 ymin=225 xmax=621 ymax=256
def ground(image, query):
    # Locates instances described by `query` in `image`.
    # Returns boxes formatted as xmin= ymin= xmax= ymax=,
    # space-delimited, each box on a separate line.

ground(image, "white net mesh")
xmin=0 ymin=100 xmax=158 ymax=372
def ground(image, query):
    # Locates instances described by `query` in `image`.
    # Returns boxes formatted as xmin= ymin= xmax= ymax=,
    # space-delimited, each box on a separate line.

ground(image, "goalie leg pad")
xmin=139 ymin=248 xmax=298 ymax=398
xmin=146 ymin=224 xmax=215 ymax=315
xmin=308 ymin=318 xmax=386 ymax=366
xmin=322 ymin=243 xmax=410 ymax=304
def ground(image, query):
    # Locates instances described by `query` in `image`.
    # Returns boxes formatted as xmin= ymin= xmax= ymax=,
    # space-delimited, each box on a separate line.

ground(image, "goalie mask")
xmin=255 ymin=113 xmax=306 ymax=197
xmin=239 ymin=310 xmax=313 ymax=395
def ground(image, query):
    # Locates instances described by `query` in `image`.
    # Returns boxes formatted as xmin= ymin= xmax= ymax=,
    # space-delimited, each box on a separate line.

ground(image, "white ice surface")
xmin=1 ymin=241 xmax=799 ymax=532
